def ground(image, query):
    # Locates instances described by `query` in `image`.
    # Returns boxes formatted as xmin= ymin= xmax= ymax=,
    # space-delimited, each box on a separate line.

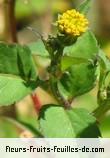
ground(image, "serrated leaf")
xmin=63 ymin=31 xmax=98 ymax=60
xmin=77 ymin=0 xmax=91 ymax=15
xmin=99 ymin=50 xmax=110 ymax=71
xmin=59 ymin=31 xmax=99 ymax=100
xmin=93 ymin=50 xmax=110 ymax=119
xmin=58 ymin=63 xmax=96 ymax=100
xmin=0 ymin=43 xmax=37 ymax=106
xmin=98 ymin=50 xmax=110 ymax=88
xmin=61 ymin=56 xmax=88 ymax=71
xmin=39 ymin=105 xmax=101 ymax=138
xmin=0 ymin=76 xmax=35 ymax=105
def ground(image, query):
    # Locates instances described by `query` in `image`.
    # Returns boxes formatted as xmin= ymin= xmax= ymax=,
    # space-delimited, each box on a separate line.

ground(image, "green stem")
xmin=93 ymin=100 xmax=110 ymax=120
xmin=46 ymin=34 xmax=76 ymax=108
xmin=50 ymin=75 xmax=71 ymax=108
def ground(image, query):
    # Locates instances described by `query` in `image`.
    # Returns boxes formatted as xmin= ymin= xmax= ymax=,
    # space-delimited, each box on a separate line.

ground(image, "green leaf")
xmin=96 ymin=50 xmax=110 ymax=101
xmin=61 ymin=56 xmax=88 ymax=71
xmin=0 ymin=76 xmax=35 ymax=105
xmin=39 ymin=105 xmax=101 ymax=138
xmin=63 ymin=31 xmax=98 ymax=60
xmin=0 ymin=117 xmax=24 ymax=137
xmin=98 ymin=50 xmax=110 ymax=88
xmin=99 ymin=50 xmax=110 ymax=72
xmin=0 ymin=117 xmax=34 ymax=138
xmin=28 ymin=39 xmax=49 ymax=57
xmin=28 ymin=40 xmax=50 ymax=68
xmin=58 ymin=63 xmax=97 ymax=100
xmin=59 ymin=31 xmax=99 ymax=100
xmin=93 ymin=50 xmax=110 ymax=119
xmin=77 ymin=0 xmax=91 ymax=15
xmin=0 ymin=43 xmax=37 ymax=106
xmin=0 ymin=117 xmax=42 ymax=138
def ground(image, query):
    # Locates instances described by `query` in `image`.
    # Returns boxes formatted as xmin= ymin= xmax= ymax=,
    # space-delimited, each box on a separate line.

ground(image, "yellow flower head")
xmin=56 ymin=9 xmax=89 ymax=36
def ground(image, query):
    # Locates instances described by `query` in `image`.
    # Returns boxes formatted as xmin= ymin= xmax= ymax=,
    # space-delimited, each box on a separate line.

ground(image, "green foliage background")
xmin=0 ymin=0 xmax=110 ymax=138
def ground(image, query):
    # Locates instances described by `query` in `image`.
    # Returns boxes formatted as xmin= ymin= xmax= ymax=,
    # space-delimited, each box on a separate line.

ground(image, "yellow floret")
xmin=56 ymin=9 xmax=89 ymax=36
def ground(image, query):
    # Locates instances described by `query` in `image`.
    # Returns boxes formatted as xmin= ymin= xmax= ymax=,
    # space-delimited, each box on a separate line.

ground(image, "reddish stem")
xmin=31 ymin=93 xmax=41 ymax=114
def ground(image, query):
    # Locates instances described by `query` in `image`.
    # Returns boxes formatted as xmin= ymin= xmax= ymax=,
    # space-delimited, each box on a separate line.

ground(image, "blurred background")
xmin=0 ymin=0 xmax=110 ymax=138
